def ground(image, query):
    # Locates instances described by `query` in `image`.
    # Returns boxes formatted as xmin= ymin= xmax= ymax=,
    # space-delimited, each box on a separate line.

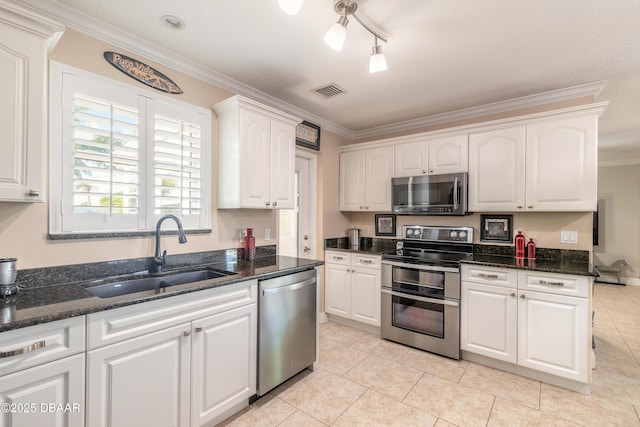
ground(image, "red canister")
xmin=244 ymin=228 xmax=256 ymax=261
xmin=527 ymin=238 xmax=536 ymax=260
xmin=515 ymin=231 xmax=525 ymax=258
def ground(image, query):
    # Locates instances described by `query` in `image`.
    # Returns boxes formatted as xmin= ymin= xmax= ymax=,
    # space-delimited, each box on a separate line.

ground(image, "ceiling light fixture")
xmin=160 ymin=15 xmax=186 ymax=30
xmin=323 ymin=0 xmax=389 ymax=72
xmin=369 ymin=36 xmax=387 ymax=73
xmin=278 ymin=0 xmax=304 ymax=16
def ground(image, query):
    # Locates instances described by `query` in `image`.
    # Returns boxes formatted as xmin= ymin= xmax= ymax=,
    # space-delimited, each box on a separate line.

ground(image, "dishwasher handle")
xmin=262 ymin=277 xmax=315 ymax=296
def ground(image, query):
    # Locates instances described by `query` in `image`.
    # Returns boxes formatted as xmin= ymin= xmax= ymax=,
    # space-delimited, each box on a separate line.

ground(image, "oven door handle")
xmin=381 ymin=260 xmax=459 ymax=273
xmin=381 ymin=288 xmax=459 ymax=307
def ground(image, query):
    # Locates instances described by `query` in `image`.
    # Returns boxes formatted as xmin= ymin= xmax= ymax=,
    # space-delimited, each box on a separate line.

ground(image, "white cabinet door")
xmin=339 ymin=151 xmax=366 ymax=211
xmin=394 ymin=141 xmax=429 ymax=177
xmin=351 ymin=266 xmax=381 ymax=326
xmin=0 ymin=354 xmax=85 ymax=427
xmin=325 ymin=263 xmax=352 ymax=318
xmin=461 ymin=282 xmax=517 ymax=363
xmin=517 ymin=290 xmax=589 ymax=382
xmin=239 ymin=108 xmax=271 ymax=208
xmin=191 ymin=304 xmax=257 ymax=427
xmin=364 ymin=146 xmax=394 ymax=211
xmin=87 ymin=323 xmax=191 ymax=427
xmin=468 ymin=126 xmax=526 ymax=211
xmin=269 ymin=118 xmax=296 ymax=209
xmin=428 ymin=134 xmax=468 ymax=174
xmin=0 ymin=18 xmax=50 ymax=202
xmin=525 ymin=116 xmax=597 ymax=211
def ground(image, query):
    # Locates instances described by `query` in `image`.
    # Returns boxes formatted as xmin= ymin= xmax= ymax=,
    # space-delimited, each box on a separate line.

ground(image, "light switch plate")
xmin=264 ymin=228 xmax=271 ymax=241
xmin=560 ymin=230 xmax=578 ymax=244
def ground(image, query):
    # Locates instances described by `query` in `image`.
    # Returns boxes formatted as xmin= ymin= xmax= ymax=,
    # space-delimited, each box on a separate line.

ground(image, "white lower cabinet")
xmin=325 ymin=251 xmax=381 ymax=327
xmin=461 ymin=265 xmax=591 ymax=384
xmin=0 ymin=316 xmax=86 ymax=427
xmin=0 ymin=354 xmax=85 ymax=427
xmin=86 ymin=280 xmax=258 ymax=427
xmin=191 ymin=304 xmax=256 ymax=427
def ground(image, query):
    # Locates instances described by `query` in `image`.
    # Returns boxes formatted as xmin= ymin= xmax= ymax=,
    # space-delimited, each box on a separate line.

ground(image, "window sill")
xmin=48 ymin=229 xmax=212 ymax=241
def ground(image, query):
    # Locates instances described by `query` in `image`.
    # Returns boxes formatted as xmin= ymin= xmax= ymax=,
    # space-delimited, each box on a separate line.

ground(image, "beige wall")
xmin=320 ymin=130 xmax=351 ymax=239
xmin=595 ymin=164 xmax=640 ymax=283
xmin=0 ymin=29 xmax=279 ymax=269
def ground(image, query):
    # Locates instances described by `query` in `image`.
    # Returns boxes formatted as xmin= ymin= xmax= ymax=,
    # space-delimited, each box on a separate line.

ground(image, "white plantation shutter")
xmin=50 ymin=63 xmax=210 ymax=234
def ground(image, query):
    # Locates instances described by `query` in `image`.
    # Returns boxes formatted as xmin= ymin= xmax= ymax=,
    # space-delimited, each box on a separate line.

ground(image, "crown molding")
xmin=351 ymin=81 xmax=607 ymax=140
xmin=8 ymin=0 xmax=608 ymax=142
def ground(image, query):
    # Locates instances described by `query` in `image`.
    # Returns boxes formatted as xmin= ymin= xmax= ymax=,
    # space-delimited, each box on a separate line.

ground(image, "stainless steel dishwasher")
xmin=257 ymin=269 xmax=317 ymax=396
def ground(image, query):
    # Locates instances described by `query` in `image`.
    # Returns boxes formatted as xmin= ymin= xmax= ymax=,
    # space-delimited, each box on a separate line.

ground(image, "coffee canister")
xmin=347 ymin=228 xmax=361 ymax=250
xmin=0 ymin=258 xmax=17 ymax=285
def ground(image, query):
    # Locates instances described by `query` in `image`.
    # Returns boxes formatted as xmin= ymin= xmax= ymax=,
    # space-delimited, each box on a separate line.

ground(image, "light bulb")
xmin=278 ymin=0 xmax=303 ymax=15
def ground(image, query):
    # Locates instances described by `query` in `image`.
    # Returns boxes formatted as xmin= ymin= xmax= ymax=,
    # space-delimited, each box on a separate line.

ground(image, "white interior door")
xmin=279 ymin=152 xmax=316 ymax=259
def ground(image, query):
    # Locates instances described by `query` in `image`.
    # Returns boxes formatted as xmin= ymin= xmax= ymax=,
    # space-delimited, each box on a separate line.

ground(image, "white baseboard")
xmin=318 ymin=311 xmax=329 ymax=323
xmin=623 ymin=277 xmax=640 ymax=286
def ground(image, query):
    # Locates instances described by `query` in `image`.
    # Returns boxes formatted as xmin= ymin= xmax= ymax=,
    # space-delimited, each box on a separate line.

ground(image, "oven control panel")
xmin=403 ymin=225 xmax=473 ymax=243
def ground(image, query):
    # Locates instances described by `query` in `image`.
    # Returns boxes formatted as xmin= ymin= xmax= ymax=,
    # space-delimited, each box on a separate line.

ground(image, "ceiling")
xmin=15 ymin=0 xmax=640 ymax=160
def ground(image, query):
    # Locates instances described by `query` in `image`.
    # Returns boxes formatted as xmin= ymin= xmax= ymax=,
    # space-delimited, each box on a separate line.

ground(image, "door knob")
xmin=303 ymin=246 xmax=311 ymax=253
xmin=304 ymin=235 xmax=309 ymax=240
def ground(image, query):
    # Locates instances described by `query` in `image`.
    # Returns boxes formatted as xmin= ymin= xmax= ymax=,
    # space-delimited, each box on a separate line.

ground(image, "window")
xmin=49 ymin=62 xmax=211 ymax=235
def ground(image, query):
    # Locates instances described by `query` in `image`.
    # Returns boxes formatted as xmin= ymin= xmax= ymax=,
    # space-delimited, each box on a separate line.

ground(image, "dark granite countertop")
xmin=461 ymin=255 xmax=597 ymax=277
xmin=0 ymin=255 xmax=323 ymax=332
xmin=324 ymin=236 xmax=399 ymax=255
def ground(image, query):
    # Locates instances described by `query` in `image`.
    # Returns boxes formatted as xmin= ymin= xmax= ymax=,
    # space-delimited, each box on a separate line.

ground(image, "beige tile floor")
xmin=220 ymin=283 xmax=640 ymax=426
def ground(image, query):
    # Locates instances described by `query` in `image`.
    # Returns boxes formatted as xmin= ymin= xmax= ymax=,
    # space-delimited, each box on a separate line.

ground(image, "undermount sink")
xmin=85 ymin=268 xmax=236 ymax=298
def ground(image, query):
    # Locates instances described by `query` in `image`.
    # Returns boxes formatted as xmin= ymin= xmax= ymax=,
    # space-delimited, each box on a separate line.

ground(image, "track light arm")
xmin=352 ymin=12 xmax=387 ymax=43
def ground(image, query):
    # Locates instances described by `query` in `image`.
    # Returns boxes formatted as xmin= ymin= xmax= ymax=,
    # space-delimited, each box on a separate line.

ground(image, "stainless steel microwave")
xmin=391 ymin=172 xmax=468 ymax=215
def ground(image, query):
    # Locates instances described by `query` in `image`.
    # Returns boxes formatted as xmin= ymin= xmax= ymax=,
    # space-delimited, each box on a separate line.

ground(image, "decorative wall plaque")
xmin=295 ymin=121 xmax=321 ymax=151
xmin=103 ymin=51 xmax=183 ymax=94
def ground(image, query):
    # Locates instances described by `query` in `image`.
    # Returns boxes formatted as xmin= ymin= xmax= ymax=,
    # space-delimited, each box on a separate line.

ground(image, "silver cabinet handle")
xmin=183 ymin=330 xmax=191 ymax=336
xmin=195 ymin=326 xmax=203 ymax=333
xmin=422 ymin=170 xmax=427 ymax=174
xmin=517 ymin=206 xmax=523 ymax=209
xmin=510 ymin=293 xmax=516 ymax=297
xmin=265 ymin=201 xmax=271 ymax=207
xmin=359 ymin=206 xmax=364 ymax=210
xmin=365 ymin=206 xmax=369 ymax=210
xmin=359 ymin=259 xmax=373 ymax=264
xmin=478 ymin=273 xmax=499 ymax=279
xmin=539 ymin=280 xmax=564 ymax=287
xmin=273 ymin=201 xmax=278 ymax=207
xmin=0 ymin=340 xmax=46 ymax=358
xmin=28 ymin=189 xmax=40 ymax=197
xmin=520 ymin=294 xmax=526 ymax=299
xmin=333 ymin=256 xmax=344 ymax=261
xmin=528 ymin=205 xmax=533 ymax=209
xmin=429 ymin=169 xmax=434 ymax=173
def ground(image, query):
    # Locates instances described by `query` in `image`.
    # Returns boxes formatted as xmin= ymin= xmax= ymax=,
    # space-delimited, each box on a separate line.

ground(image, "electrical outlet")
xmin=264 ymin=228 xmax=271 ymax=241
xmin=560 ymin=230 xmax=578 ymax=244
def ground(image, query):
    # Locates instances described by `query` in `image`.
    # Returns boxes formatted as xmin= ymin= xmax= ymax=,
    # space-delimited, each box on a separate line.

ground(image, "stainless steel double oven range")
xmin=381 ymin=225 xmax=473 ymax=360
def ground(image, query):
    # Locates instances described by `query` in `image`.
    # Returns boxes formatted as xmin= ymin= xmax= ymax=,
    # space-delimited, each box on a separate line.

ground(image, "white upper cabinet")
xmin=340 ymin=146 xmax=393 ymax=211
xmin=213 ymin=95 xmax=301 ymax=209
xmin=525 ymin=116 xmax=598 ymax=211
xmin=394 ymin=134 xmax=468 ymax=177
xmin=469 ymin=112 xmax=600 ymax=212
xmin=469 ymin=126 xmax=526 ymax=211
xmin=0 ymin=7 xmax=62 ymax=202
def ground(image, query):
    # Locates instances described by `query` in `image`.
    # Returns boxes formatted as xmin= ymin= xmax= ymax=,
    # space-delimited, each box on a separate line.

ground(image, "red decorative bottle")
xmin=527 ymin=238 xmax=536 ymax=260
xmin=515 ymin=230 xmax=525 ymax=258
xmin=244 ymin=228 xmax=256 ymax=261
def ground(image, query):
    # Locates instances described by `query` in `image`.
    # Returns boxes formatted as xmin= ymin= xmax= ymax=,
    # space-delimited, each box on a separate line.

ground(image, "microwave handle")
xmin=453 ymin=176 xmax=459 ymax=211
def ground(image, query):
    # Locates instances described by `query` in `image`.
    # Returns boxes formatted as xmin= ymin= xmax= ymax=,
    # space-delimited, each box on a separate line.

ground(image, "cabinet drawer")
xmin=353 ymin=254 xmax=381 ymax=269
xmin=87 ymin=280 xmax=257 ymax=349
xmin=461 ymin=265 xmax=517 ymax=288
xmin=325 ymin=251 xmax=352 ymax=266
xmin=518 ymin=271 xmax=590 ymax=298
xmin=0 ymin=316 xmax=85 ymax=376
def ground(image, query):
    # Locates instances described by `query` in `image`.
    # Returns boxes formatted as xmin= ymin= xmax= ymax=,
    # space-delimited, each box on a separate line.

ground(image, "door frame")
xmin=295 ymin=149 xmax=318 ymax=260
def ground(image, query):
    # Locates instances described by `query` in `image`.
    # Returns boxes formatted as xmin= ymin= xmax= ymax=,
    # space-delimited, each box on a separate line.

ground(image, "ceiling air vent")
xmin=312 ymin=82 xmax=347 ymax=99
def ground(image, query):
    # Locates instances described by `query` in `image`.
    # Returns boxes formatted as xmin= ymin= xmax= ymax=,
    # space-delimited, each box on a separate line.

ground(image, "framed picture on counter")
xmin=375 ymin=214 xmax=396 ymax=236
xmin=480 ymin=214 xmax=513 ymax=242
